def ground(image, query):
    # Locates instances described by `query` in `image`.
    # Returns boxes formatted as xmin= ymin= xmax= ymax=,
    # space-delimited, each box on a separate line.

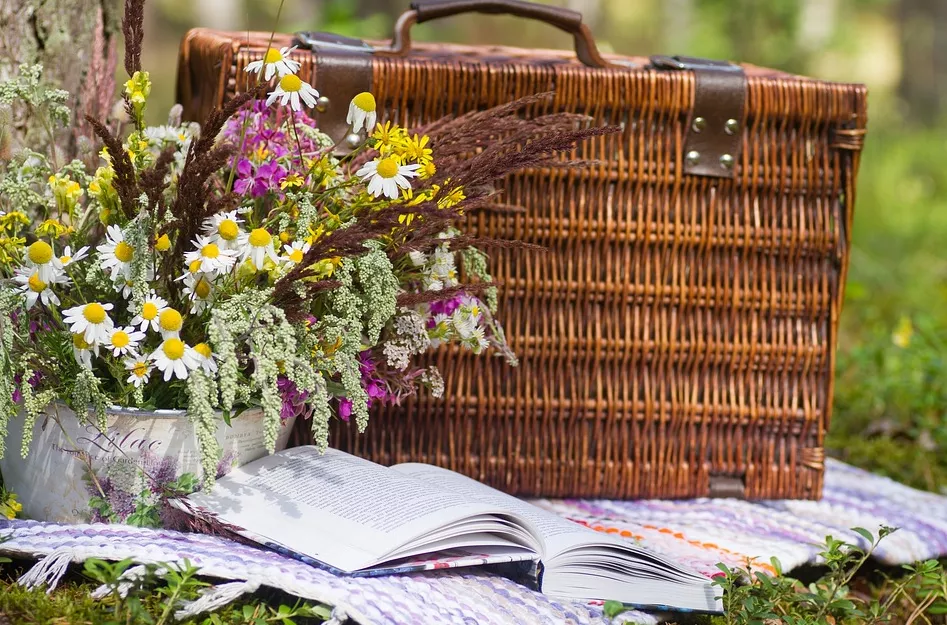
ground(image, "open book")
xmin=178 ymin=447 xmax=721 ymax=613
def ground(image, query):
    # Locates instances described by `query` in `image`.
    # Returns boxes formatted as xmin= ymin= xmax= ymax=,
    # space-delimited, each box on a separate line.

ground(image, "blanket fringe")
xmin=18 ymin=548 xmax=74 ymax=593
xmin=326 ymin=605 xmax=350 ymax=625
xmin=174 ymin=579 xmax=261 ymax=619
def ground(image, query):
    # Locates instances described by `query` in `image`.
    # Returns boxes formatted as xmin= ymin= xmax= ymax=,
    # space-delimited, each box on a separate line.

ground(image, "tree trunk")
xmin=0 ymin=0 xmax=120 ymax=158
xmin=898 ymin=0 xmax=947 ymax=126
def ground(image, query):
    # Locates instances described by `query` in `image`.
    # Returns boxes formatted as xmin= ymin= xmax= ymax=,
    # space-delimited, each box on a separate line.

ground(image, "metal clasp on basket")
xmin=651 ymin=55 xmax=747 ymax=179
xmin=293 ymin=31 xmax=375 ymax=54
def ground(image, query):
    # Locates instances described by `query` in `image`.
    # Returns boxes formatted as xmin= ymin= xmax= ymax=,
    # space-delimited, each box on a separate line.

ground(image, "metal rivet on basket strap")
xmin=686 ymin=150 xmax=701 ymax=166
xmin=315 ymin=96 xmax=331 ymax=113
xmin=691 ymin=117 xmax=706 ymax=133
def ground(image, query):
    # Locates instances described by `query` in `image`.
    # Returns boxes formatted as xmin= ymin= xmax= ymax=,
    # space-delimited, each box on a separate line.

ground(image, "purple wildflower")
xmin=338 ymin=398 xmax=352 ymax=421
xmin=234 ymin=159 xmax=287 ymax=197
xmin=429 ymin=295 xmax=464 ymax=316
xmin=277 ymin=376 xmax=311 ymax=421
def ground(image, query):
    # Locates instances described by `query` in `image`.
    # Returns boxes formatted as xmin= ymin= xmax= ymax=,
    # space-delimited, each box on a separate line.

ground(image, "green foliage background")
xmin=136 ymin=0 xmax=947 ymax=492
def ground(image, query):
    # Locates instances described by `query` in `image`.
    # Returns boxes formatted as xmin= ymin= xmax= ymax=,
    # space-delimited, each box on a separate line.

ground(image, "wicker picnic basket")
xmin=176 ymin=0 xmax=867 ymax=500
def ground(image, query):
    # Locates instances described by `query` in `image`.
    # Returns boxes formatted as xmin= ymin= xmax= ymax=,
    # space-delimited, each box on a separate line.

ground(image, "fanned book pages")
xmin=176 ymin=447 xmax=722 ymax=613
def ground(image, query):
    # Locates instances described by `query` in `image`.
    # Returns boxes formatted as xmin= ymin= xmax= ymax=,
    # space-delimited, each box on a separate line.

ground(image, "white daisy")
xmin=183 ymin=273 xmax=215 ymax=314
xmin=104 ymin=325 xmax=146 ymax=357
xmin=266 ymin=74 xmax=319 ymax=111
xmin=114 ymin=278 xmax=135 ymax=300
xmin=149 ymin=338 xmax=200 ymax=381
xmin=24 ymin=240 xmax=64 ymax=283
xmin=356 ymin=156 xmax=420 ymax=200
xmin=130 ymin=293 xmax=169 ymax=333
xmin=202 ymin=211 xmax=246 ymax=252
xmin=14 ymin=267 xmax=63 ymax=309
xmin=125 ymin=357 xmax=152 ymax=388
xmin=193 ymin=342 xmax=218 ymax=376
xmin=244 ymin=46 xmax=300 ymax=81
xmin=156 ymin=307 xmax=185 ymax=339
xmin=59 ymin=245 xmax=89 ymax=267
xmin=238 ymin=228 xmax=279 ymax=271
xmin=184 ymin=235 xmax=239 ymax=277
xmin=347 ymin=92 xmax=377 ymax=134
xmin=72 ymin=333 xmax=98 ymax=370
xmin=281 ymin=240 xmax=311 ymax=266
xmin=62 ymin=302 xmax=114 ymax=344
xmin=97 ymin=225 xmax=136 ymax=281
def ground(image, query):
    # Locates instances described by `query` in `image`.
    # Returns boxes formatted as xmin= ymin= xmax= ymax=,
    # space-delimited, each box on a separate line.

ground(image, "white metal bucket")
xmin=0 ymin=404 xmax=295 ymax=523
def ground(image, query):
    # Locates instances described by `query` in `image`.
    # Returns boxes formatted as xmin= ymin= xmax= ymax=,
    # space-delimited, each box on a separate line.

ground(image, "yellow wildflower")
xmin=280 ymin=173 xmax=305 ymax=190
xmin=403 ymin=134 xmax=433 ymax=165
xmin=155 ymin=233 xmax=171 ymax=252
xmin=892 ymin=317 xmax=913 ymax=349
xmin=48 ymin=174 xmax=84 ymax=216
xmin=304 ymin=224 xmax=325 ymax=244
xmin=419 ymin=159 xmax=437 ymax=180
xmin=0 ymin=211 xmax=30 ymax=232
xmin=371 ymin=121 xmax=409 ymax=156
xmin=437 ymin=185 xmax=466 ymax=209
xmin=124 ymin=70 xmax=152 ymax=125
xmin=36 ymin=218 xmax=72 ymax=239
xmin=0 ymin=491 xmax=22 ymax=520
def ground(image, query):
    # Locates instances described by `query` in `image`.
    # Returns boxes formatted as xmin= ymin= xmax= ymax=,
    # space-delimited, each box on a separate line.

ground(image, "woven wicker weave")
xmin=177 ymin=8 xmax=866 ymax=499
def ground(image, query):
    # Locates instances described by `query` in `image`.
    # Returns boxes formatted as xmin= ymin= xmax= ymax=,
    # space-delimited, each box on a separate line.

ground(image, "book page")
xmin=183 ymin=447 xmax=530 ymax=572
xmin=391 ymin=463 xmax=607 ymax=558
xmin=393 ymin=462 xmax=721 ymax=612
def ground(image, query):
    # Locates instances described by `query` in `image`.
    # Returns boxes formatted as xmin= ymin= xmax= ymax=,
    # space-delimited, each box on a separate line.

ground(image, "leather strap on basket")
xmin=652 ymin=55 xmax=746 ymax=178
xmin=293 ymin=32 xmax=373 ymax=150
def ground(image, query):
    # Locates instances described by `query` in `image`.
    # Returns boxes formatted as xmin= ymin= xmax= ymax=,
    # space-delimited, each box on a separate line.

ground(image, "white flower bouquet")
xmin=0 ymin=0 xmax=611 ymax=493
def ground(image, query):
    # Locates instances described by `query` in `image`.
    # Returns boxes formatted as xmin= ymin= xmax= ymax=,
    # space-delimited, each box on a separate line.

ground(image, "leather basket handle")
xmin=380 ymin=0 xmax=614 ymax=68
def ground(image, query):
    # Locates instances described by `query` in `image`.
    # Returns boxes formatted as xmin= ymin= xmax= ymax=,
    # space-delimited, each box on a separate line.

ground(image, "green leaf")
xmin=603 ymin=600 xmax=625 ymax=618
xmin=851 ymin=527 xmax=874 ymax=544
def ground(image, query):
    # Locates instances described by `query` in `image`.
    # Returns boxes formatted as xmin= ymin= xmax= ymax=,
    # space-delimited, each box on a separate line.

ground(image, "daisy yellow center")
xmin=376 ymin=158 xmax=399 ymax=179
xmin=60 ymin=255 xmax=71 ymax=264
xmin=28 ymin=274 xmax=46 ymax=293
xmin=155 ymin=234 xmax=171 ymax=251
xmin=83 ymin=303 xmax=107 ymax=324
xmin=159 ymin=308 xmax=183 ymax=332
xmin=141 ymin=302 xmax=158 ymax=320
xmin=189 ymin=259 xmax=203 ymax=273
xmin=194 ymin=278 xmax=211 ymax=299
xmin=114 ymin=241 xmax=134 ymax=263
xmin=279 ymin=74 xmax=302 ymax=93
xmin=162 ymin=338 xmax=185 ymax=360
xmin=111 ymin=330 xmax=130 ymax=348
xmin=194 ymin=343 xmax=212 ymax=359
xmin=289 ymin=249 xmax=304 ymax=263
xmin=131 ymin=362 xmax=148 ymax=377
xmin=201 ymin=243 xmax=220 ymax=259
xmin=218 ymin=219 xmax=239 ymax=241
xmin=72 ymin=334 xmax=90 ymax=350
xmin=263 ymin=48 xmax=283 ymax=64
xmin=27 ymin=241 xmax=53 ymax=265
xmin=248 ymin=228 xmax=272 ymax=247
xmin=352 ymin=91 xmax=376 ymax=112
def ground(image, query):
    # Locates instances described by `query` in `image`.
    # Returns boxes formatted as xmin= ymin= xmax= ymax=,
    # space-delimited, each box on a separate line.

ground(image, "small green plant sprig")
xmin=704 ymin=526 xmax=947 ymax=625
xmin=81 ymin=557 xmax=330 ymax=625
